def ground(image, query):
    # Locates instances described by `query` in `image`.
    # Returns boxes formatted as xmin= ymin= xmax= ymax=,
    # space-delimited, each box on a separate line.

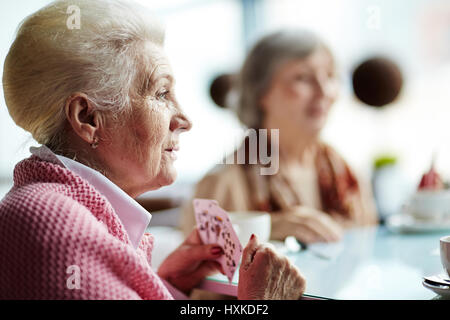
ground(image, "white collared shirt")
xmin=30 ymin=145 xmax=151 ymax=249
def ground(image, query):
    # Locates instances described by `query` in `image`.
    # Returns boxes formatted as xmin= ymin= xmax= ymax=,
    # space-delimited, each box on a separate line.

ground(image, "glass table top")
xmin=205 ymin=226 xmax=450 ymax=299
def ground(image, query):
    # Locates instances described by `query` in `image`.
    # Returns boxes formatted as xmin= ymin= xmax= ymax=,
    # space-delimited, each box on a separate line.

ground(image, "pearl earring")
xmin=91 ymin=137 xmax=99 ymax=149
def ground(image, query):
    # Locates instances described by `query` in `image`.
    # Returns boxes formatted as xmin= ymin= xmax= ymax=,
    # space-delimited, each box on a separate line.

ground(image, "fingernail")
xmin=250 ymin=234 xmax=255 ymax=240
xmin=211 ymin=247 xmax=223 ymax=255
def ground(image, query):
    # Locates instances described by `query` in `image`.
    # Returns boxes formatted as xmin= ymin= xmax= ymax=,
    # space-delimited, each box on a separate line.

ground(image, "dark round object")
xmin=352 ymin=57 xmax=403 ymax=108
xmin=209 ymin=73 xmax=235 ymax=108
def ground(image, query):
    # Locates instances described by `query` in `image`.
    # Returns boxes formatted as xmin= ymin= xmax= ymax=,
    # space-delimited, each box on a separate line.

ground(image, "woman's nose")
xmin=170 ymin=110 xmax=192 ymax=132
xmin=314 ymin=75 xmax=329 ymax=98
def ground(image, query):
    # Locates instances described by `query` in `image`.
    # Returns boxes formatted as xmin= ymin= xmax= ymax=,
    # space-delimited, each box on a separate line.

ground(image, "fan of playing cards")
xmin=193 ymin=199 xmax=243 ymax=283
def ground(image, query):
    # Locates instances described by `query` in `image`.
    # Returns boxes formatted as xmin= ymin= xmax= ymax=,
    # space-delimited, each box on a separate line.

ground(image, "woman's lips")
xmin=164 ymin=146 xmax=179 ymax=160
xmin=306 ymin=105 xmax=326 ymax=118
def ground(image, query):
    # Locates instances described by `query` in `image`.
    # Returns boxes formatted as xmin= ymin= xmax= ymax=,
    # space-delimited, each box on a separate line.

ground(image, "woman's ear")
xmin=259 ymin=95 xmax=267 ymax=113
xmin=259 ymin=89 xmax=274 ymax=115
xmin=64 ymin=93 xmax=102 ymax=144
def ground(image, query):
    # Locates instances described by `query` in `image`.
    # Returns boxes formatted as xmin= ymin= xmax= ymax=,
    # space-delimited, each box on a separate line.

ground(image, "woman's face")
xmin=260 ymin=47 xmax=338 ymax=138
xmin=98 ymin=42 xmax=192 ymax=197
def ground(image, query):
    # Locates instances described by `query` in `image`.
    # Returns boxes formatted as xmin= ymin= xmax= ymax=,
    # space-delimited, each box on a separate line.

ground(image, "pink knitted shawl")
xmin=0 ymin=156 xmax=173 ymax=300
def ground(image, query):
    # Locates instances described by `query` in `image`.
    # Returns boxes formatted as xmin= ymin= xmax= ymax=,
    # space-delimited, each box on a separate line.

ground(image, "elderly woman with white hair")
xmin=0 ymin=0 xmax=305 ymax=300
xmin=182 ymin=30 xmax=378 ymax=243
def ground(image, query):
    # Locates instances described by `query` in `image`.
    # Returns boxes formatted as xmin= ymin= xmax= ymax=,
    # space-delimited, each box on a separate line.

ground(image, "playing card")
xmin=194 ymin=199 xmax=218 ymax=244
xmin=193 ymin=199 xmax=243 ymax=283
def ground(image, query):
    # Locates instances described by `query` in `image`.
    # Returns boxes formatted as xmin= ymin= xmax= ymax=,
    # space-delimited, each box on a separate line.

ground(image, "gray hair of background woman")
xmin=235 ymin=30 xmax=335 ymax=129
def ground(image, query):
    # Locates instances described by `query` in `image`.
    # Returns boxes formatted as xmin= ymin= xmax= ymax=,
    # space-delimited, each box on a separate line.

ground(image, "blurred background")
xmin=2 ymin=0 xmax=450 ymax=224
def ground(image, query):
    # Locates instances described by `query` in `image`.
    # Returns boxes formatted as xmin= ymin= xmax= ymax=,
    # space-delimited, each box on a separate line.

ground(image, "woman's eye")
xmin=157 ymin=89 xmax=169 ymax=100
xmin=295 ymin=74 xmax=313 ymax=82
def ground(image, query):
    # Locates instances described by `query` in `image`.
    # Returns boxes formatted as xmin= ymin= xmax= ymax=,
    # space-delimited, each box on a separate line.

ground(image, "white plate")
xmin=422 ymin=280 xmax=450 ymax=298
xmin=386 ymin=214 xmax=450 ymax=233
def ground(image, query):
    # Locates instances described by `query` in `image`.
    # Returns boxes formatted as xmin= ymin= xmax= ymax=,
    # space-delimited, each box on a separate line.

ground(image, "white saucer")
xmin=386 ymin=213 xmax=450 ymax=233
xmin=422 ymin=280 xmax=450 ymax=298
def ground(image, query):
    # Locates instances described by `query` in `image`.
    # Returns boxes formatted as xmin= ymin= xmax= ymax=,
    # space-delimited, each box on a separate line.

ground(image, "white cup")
xmin=228 ymin=211 xmax=271 ymax=246
xmin=407 ymin=190 xmax=450 ymax=221
xmin=441 ymin=236 xmax=450 ymax=277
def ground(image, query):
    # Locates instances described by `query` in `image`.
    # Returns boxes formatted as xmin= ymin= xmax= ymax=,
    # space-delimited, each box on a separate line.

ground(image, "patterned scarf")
xmin=239 ymin=139 xmax=360 ymax=218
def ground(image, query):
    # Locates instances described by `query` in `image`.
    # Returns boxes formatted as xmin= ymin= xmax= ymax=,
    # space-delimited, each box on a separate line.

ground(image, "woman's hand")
xmin=271 ymin=206 xmax=343 ymax=243
xmin=238 ymin=234 xmax=306 ymax=300
xmin=157 ymin=228 xmax=224 ymax=295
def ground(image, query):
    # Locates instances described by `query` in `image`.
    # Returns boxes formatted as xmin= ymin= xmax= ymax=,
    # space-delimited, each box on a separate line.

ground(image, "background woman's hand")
xmin=238 ymin=234 xmax=306 ymax=300
xmin=157 ymin=228 xmax=224 ymax=294
xmin=271 ymin=206 xmax=343 ymax=243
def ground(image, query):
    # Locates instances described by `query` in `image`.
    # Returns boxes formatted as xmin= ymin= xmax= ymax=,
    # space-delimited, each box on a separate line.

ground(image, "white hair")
xmin=236 ymin=30 xmax=334 ymax=128
xmin=3 ymin=0 xmax=164 ymax=151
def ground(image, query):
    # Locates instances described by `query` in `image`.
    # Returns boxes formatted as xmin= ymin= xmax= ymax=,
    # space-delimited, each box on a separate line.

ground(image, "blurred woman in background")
xmin=182 ymin=30 xmax=378 ymax=243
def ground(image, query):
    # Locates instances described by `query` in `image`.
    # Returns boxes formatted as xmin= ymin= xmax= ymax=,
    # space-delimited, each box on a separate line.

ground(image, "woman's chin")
xmin=164 ymin=172 xmax=177 ymax=186
xmin=304 ymin=117 xmax=327 ymax=135
xmin=155 ymin=169 xmax=177 ymax=189
xmin=149 ymin=156 xmax=178 ymax=189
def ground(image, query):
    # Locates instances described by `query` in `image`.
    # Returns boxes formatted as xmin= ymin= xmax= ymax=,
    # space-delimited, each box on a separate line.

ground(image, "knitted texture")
xmin=0 ymin=156 xmax=173 ymax=300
